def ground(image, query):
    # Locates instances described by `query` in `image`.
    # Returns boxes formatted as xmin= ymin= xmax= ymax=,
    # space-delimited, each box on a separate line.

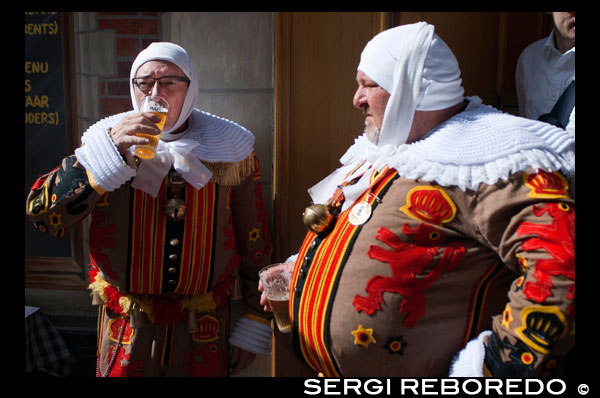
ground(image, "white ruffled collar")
xmin=310 ymin=97 xmax=575 ymax=208
xmin=82 ymin=108 xmax=254 ymax=197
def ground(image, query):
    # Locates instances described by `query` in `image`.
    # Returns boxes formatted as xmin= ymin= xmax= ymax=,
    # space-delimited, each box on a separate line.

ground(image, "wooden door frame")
xmin=273 ymin=11 xmax=391 ymax=263
xmin=272 ymin=11 xmax=391 ymax=376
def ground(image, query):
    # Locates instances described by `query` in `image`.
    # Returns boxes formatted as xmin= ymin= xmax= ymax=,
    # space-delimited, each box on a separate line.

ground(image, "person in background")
xmin=516 ymin=12 xmax=575 ymax=134
xmin=261 ymin=22 xmax=575 ymax=377
xmin=26 ymin=42 xmax=272 ymax=377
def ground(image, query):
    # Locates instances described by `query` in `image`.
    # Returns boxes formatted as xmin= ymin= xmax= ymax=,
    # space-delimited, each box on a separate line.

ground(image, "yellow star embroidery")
xmin=351 ymin=324 xmax=375 ymax=348
xmin=248 ymin=227 xmax=260 ymax=242
xmin=49 ymin=211 xmax=62 ymax=228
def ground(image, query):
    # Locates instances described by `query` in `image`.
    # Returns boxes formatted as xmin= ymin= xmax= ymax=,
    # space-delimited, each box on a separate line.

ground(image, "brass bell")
xmin=185 ymin=309 xmax=199 ymax=333
xmin=230 ymin=273 xmax=243 ymax=300
xmin=128 ymin=303 xmax=148 ymax=329
xmin=165 ymin=197 xmax=187 ymax=221
xmin=302 ymin=204 xmax=334 ymax=234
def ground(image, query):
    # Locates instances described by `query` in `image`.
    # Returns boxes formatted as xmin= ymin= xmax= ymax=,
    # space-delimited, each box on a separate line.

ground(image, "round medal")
xmin=348 ymin=201 xmax=372 ymax=226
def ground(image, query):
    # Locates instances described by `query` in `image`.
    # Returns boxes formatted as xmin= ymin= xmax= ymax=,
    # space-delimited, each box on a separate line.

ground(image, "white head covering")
xmin=129 ymin=42 xmax=198 ymax=139
xmin=357 ymin=22 xmax=464 ymax=147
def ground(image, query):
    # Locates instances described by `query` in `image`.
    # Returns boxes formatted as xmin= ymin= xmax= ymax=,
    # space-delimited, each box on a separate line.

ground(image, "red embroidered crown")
xmin=400 ymin=186 xmax=457 ymax=225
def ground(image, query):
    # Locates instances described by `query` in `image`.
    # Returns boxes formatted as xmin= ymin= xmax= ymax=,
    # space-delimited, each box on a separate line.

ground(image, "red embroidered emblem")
xmin=192 ymin=315 xmax=220 ymax=342
xmin=516 ymin=203 xmax=575 ymax=312
xmin=400 ymin=186 xmax=456 ymax=225
xmin=107 ymin=318 xmax=134 ymax=344
xmin=523 ymin=170 xmax=569 ymax=199
xmin=353 ymin=224 xmax=465 ymax=327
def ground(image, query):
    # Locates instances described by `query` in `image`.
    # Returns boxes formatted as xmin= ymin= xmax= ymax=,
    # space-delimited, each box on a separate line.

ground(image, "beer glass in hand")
xmin=259 ymin=263 xmax=293 ymax=333
xmin=135 ymin=96 xmax=169 ymax=159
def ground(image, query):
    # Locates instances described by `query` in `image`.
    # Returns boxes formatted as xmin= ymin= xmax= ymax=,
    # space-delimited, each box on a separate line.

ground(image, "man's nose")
xmin=353 ymin=87 xmax=366 ymax=109
xmin=150 ymin=81 xmax=163 ymax=96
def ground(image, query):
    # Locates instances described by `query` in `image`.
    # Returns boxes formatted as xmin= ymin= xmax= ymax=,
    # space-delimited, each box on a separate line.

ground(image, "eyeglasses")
xmin=132 ymin=76 xmax=190 ymax=93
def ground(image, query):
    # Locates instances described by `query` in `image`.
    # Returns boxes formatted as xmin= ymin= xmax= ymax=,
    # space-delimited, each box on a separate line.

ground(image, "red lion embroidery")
xmin=516 ymin=203 xmax=575 ymax=311
xmin=353 ymin=223 xmax=465 ymax=327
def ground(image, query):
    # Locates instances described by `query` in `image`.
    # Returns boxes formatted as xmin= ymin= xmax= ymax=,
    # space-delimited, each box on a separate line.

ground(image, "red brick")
xmin=99 ymin=18 xmax=158 ymax=35
xmin=101 ymin=97 xmax=132 ymax=117
xmin=118 ymin=61 xmax=134 ymax=78
xmin=142 ymin=38 xmax=157 ymax=49
xmin=106 ymin=80 xmax=130 ymax=96
xmin=117 ymin=38 xmax=140 ymax=57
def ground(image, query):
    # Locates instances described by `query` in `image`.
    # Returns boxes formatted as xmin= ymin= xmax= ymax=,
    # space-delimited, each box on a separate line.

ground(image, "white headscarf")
xmin=127 ymin=42 xmax=213 ymax=196
xmin=129 ymin=42 xmax=198 ymax=139
xmin=357 ymin=22 xmax=464 ymax=147
xmin=309 ymin=23 xmax=574 ymax=209
xmin=309 ymin=22 xmax=465 ymax=207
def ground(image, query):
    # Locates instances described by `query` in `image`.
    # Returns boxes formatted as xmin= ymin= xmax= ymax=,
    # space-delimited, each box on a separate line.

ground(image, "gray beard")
xmin=365 ymin=123 xmax=380 ymax=144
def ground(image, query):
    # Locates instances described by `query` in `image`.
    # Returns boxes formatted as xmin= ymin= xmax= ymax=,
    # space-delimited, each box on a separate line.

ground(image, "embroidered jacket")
xmin=26 ymin=128 xmax=272 ymax=376
xmin=290 ymin=102 xmax=575 ymax=377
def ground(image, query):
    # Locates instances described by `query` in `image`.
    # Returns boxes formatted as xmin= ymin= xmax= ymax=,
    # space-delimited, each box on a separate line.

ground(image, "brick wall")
xmin=96 ymin=12 xmax=160 ymax=118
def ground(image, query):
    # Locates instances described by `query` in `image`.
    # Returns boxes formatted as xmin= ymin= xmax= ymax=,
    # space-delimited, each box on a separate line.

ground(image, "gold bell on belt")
xmin=302 ymin=204 xmax=334 ymax=234
xmin=231 ymin=273 xmax=243 ymax=300
xmin=165 ymin=197 xmax=187 ymax=221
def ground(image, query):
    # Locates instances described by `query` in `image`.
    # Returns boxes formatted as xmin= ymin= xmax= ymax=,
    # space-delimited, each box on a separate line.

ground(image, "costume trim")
xmin=86 ymin=168 xmax=106 ymax=195
xmin=204 ymin=153 xmax=256 ymax=186
xmin=291 ymin=168 xmax=398 ymax=377
xmin=127 ymin=178 xmax=217 ymax=295
xmin=76 ymin=109 xmax=256 ymax=196
xmin=461 ymin=261 xmax=505 ymax=347
xmin=351 ymin=324 xmax=376 ymax=348
xmin=449 ymin=330 xmax=491 ymax=377
xmin=384 ymin=336 xmax=407 ymax=355
xmin=108 ymin=317 xmax=134 ymax=344
xmin=514 ymin=305 xmax=569 ymax=354
xmin=337 ymin=98 xmax=574 ymax=195
xmin=353 ymin=223 xmax=465 ymax=327
xmin=400 ymin=185 xmax=456 ymax=225
xmin=161 ymin=325 xmax=175 ymax=366
xmin=28 ymin=171 xmax=54 ymax=217
xmin=516 ymin=203 xmax=575 ymax=306
xmin=523 ymin=169 xmax=569 ymax=199
xmin=243 ymin=313 xmax=271 ymax=327
xmin=88 ymin=265 xmax=236 ymax=326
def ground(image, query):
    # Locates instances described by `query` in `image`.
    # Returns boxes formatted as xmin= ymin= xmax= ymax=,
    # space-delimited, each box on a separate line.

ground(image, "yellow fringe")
xmin=204 ymin=152 xmax=256 ymax=186
xmin=88 ymin=273 xmax=217 ymax=324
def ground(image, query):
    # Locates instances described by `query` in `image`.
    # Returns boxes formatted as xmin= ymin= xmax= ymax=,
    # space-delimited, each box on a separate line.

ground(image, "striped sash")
xmin=290 ymin=167 xmax=398 ymax=376
xmin=127 ymin=177 xmax=218 ymax=295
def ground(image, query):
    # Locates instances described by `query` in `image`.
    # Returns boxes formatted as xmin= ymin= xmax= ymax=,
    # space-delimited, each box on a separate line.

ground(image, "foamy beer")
xmin=135 ymin=95 xmax=169 ymax=159
xmin=259 ymin=263 xmax=292 ymax=333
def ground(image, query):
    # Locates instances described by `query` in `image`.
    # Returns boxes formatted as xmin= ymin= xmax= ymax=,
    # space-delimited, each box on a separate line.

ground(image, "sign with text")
xmin=25 ymin=12 xmax=70 ymax=257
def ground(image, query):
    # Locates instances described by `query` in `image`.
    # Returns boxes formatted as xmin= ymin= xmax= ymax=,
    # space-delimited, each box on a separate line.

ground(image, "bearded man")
xmin=261 ymin=22 xmax=575 ymax=377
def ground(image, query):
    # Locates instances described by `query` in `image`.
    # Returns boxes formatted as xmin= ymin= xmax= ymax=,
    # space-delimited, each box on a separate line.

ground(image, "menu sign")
xmin=25 ymin=12 xmax=70 ymax=257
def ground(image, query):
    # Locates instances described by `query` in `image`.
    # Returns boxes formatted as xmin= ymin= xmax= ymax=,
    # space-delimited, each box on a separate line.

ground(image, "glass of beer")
xmin=135 ymin=95 xmax=169 ymax=159
xmin=259 ymin=263 xmax=292 ymax=333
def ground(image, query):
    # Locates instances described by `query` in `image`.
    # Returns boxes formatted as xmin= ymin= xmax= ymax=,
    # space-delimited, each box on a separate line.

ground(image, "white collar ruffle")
xmin=309 ymin=97 xmax=575 ymax=209
xmin=79 ymin=108 xmax=255 ymax=197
